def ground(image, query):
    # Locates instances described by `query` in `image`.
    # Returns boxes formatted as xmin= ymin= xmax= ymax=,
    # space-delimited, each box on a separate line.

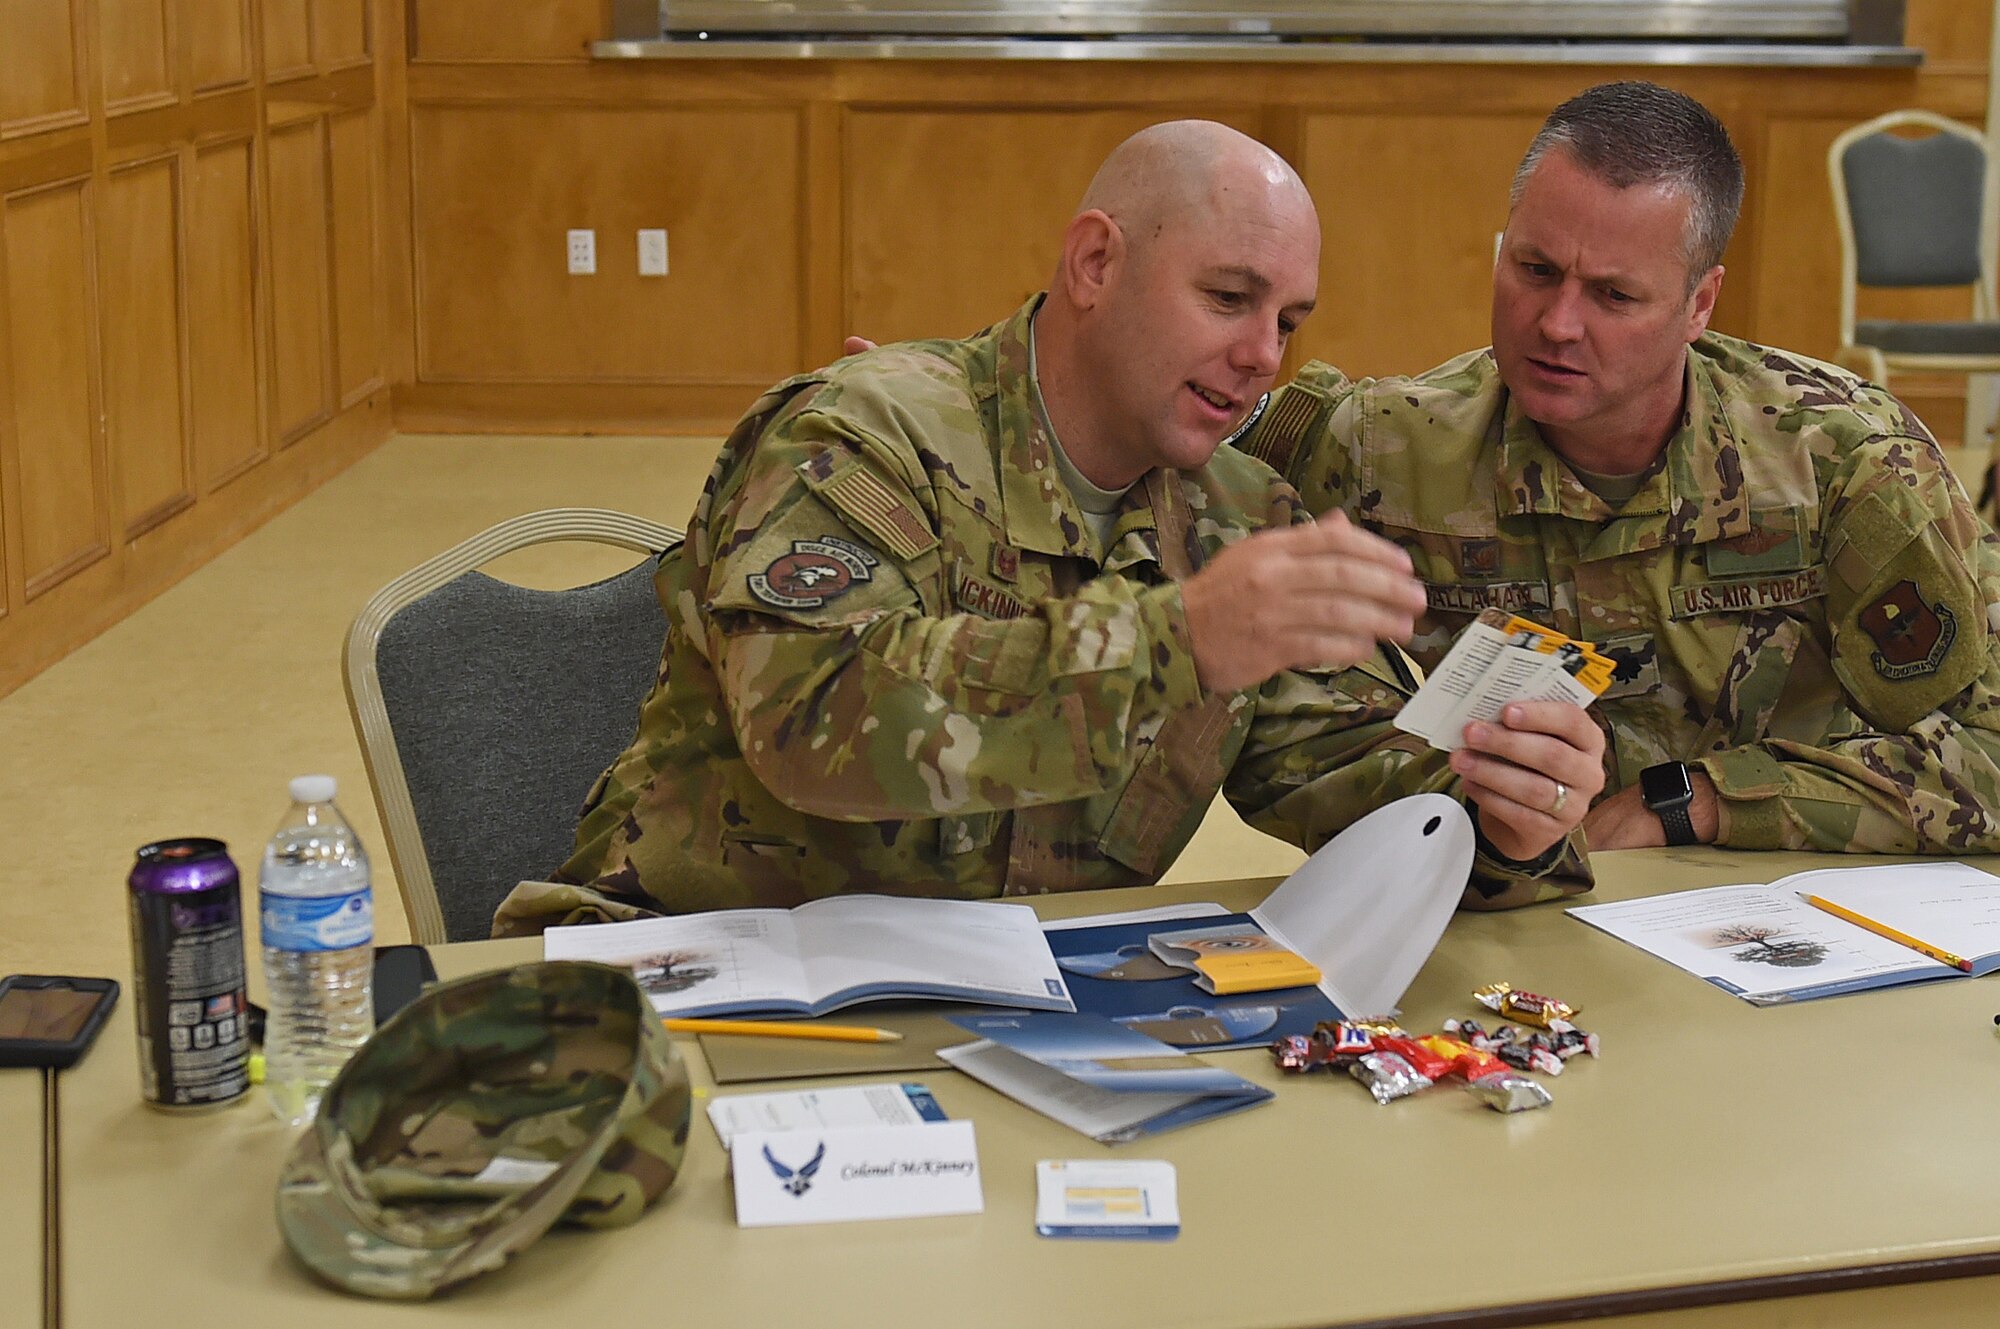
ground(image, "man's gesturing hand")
xmin=1449 ymin=701 xmax=1605 ymax=863
xmin=1179 ymin=510 xmax=1427 ymax=693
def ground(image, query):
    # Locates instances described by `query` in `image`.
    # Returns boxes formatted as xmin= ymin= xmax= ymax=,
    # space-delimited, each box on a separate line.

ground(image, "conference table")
xmin=33 ymin=846 xmax=2000 ymax=1327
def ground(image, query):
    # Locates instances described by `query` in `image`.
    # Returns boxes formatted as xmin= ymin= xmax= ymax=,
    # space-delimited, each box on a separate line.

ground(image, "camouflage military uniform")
xmin=1242 ymin=332 xmax=2000 ymax=905
xmin=496 ymin=299 xmax=1575 ymax=935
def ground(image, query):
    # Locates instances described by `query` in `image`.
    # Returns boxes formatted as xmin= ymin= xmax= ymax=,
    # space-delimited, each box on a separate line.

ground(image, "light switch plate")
xmin=638 ymin=228 xmax=668 ymax=276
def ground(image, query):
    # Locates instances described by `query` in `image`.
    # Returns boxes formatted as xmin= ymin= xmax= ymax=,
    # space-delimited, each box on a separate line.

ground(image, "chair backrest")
xmin=1829 ymin=110 xmax=1997 ymax=345
xmin=344 ymin=509 xmax=683 ymax=943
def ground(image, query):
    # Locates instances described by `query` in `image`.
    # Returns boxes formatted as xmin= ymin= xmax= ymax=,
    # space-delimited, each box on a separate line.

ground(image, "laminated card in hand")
xmin=542 ymin=895 xmax=1073 ymax=1018
xmin=1395 ymin=609 xmax=1614 ymax=751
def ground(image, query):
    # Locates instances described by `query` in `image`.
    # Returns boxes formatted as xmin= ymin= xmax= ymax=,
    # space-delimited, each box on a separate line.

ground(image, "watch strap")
xmin=1654 ymin=797 xmax=1697 ymax=846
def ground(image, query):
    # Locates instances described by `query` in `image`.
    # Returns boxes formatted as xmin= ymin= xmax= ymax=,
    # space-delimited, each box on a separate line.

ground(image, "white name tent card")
xmin=730 ymin=1120 xmax=983 ymax=1227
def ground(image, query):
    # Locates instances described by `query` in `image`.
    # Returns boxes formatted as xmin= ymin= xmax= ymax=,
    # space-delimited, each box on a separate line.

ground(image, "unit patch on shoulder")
xmin=1859 ymin=578 xmax=1957 ymax=680
xmin=747 ymin=537 xmax=878 ymax=610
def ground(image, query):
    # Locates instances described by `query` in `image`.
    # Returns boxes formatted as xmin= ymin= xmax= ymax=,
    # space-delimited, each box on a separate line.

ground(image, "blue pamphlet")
xmin=1045 ymin=913 xmax=1341 ymax=1050
xmin=939 ymin=1012 xmax=1273 ymax=1142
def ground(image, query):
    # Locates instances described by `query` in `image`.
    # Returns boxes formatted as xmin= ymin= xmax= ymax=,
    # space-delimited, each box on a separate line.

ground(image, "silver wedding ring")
xmin=1550 ymin=781 xmax=1569 ymax=816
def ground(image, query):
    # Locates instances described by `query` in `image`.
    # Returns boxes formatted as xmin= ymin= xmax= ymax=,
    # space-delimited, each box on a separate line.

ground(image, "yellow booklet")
xmin=1147 ymin=925 xmax=1322 ymax=996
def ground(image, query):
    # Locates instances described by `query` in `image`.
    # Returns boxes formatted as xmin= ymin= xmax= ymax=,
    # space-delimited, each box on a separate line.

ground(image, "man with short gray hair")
xmin=1243 ymin=81 xmax=2000 ymax=905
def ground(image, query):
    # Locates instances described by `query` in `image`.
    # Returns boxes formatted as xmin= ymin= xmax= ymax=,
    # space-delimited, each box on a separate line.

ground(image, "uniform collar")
xmin=987 ymin=295 xmax=1164 ymax=565
xmin=1492 ymin=347 xmax=1752 ymax=560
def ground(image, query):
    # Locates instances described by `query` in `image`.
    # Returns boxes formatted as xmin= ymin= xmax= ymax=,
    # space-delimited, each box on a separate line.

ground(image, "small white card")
xmin=731 ymin=1121 xmax=983 ymax=1227
xmin=708 ymin=1082 xmax=947 ymax=1149
xmin=1393 ymin=609 xmax=1606 ymax=752
xmin=1035 ymin=1159 xmax=1179 ymax=1240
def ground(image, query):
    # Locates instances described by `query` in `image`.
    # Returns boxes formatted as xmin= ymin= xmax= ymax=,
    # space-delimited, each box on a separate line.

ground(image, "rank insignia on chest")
xmin=747 ymin=536 xmax=877 ymax=609
xmin=1860 ymin=578 xmax=1957 ymax=680
xmin=1458 ymin=539 xmax=1502 ymax=579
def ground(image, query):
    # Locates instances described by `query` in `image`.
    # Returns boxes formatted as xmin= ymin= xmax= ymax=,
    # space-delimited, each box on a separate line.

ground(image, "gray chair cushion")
xmin=1843 ymin=130 xmax=1986 ymax=287
xmin=374 ymin=555 xmax=669 ymax=941
xmin=1855 ymin=319 xmax=2000 ymax=357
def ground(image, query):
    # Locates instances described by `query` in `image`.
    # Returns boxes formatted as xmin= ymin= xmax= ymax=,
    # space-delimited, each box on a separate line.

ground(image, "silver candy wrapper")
xmin=1347 ymin=1051 xmax=1432 ymax=1105
xmin=1463 ymin=1072 xmax=1554 ymax=1114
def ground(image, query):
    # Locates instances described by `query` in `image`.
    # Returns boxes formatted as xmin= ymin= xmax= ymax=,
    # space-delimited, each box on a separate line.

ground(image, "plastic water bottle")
xmin=259 ymin=774 xmax=374 ymax=1125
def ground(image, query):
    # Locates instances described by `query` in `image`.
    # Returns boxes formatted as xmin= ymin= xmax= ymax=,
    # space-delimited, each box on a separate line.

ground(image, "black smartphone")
xmin=372 ymin=945 xmax=436 ymax=1026
xmin=0 ymin=975 xmax=119 ymax=1069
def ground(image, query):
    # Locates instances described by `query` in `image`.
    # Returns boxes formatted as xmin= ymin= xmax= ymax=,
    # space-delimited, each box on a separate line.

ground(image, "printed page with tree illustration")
xmin=542 ymin=895 xmax=1074 ymax=1018
xmin=1568 ymin=882 xmax=1964 ymax=1005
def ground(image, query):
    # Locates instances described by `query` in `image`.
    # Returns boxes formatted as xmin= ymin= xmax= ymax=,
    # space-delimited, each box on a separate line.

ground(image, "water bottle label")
xmin=260 ymin=889 xmax=373 ymax=952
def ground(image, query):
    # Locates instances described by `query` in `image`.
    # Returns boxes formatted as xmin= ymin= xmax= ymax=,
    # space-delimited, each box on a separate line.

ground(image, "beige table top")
xmin=2 ymin=1068 xmax=44 ymax=1328
xmin=46 ymin=848 xmax=2000 ymax=1327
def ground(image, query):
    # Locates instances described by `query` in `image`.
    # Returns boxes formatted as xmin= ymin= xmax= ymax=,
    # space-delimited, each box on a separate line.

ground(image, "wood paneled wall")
xmin=390 ymin=0 xmax=1991 ymax=444
xmin=3 ymin=0 xmax=1989 ymax=694
xmin=0 ymin=0 xmax=393 ymax=697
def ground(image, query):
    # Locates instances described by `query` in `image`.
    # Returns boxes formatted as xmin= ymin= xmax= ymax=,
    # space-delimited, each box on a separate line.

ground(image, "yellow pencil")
xmin=1803 ymin=894 xmax=1974 ymax=972
xmin=661 ymin=1017 xmax=905 ymax=1043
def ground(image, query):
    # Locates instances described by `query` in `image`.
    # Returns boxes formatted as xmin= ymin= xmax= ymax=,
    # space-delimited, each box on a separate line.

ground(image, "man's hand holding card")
xmin=1396 ymin=610 xmax=1608 ymax=863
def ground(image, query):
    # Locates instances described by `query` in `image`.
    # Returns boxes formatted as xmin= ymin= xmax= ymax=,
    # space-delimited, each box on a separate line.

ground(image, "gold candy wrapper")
xmin=1472 ymin=982 xmax=1576 ymax=1029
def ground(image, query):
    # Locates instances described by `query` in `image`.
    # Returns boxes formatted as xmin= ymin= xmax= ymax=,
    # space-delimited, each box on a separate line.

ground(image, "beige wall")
xmin=0 ymin=0 xmax=395 ymax=698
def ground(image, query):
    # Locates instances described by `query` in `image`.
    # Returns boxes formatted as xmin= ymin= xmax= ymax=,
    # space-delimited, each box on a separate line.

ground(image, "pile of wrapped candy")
xmin=1268 ymin=983 xmax=1598 ymax=1114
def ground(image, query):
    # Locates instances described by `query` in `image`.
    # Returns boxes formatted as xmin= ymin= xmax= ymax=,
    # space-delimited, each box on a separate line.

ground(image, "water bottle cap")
xmin=289 ymin=774 xmax=338 ymax=804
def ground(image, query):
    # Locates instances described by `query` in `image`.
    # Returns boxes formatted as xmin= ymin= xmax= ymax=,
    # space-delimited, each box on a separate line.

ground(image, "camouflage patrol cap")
xmin=276 ymin=960 xmax=692 ymax=1300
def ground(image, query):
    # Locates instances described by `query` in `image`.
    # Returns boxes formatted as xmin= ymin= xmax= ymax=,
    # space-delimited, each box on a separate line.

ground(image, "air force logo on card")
xmin=763 ymin=1141 xmax=826 ymax=1197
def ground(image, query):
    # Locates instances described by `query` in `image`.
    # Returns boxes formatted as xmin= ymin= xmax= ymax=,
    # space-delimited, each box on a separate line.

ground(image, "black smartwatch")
xmin=1640 ymin=761 xmax=1698 ymax=846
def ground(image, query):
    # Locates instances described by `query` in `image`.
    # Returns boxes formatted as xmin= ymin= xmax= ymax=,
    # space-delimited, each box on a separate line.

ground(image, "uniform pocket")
xmin=720 ymin=835 xmax=813 ymax=907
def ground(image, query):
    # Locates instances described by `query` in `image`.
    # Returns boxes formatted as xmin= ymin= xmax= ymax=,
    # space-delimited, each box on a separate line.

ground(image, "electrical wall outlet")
xmin=567 ymin=229 xmax=596 ymax=275
xmin=638 ymin=228 xmax=669 ymax=276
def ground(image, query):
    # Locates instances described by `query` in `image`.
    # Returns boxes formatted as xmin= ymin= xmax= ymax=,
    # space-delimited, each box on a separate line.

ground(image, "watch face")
xmin=1641 ymin=762 xmax=1693 ymax=807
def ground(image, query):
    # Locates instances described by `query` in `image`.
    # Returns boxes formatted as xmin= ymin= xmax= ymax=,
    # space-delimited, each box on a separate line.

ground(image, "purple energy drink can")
xmin=127 ymin=838 xmax=250 ymax=1111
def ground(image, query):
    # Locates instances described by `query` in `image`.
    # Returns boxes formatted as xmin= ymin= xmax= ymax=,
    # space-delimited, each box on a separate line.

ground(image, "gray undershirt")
xmin=1567 ymin=460 xmax=1650 ymax=510
xmin=1029 ymin=316 xmax=1134 ymax=555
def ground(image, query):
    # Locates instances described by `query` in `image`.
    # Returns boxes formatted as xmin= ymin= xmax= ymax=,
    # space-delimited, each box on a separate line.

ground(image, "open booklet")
xmin=1043 ymin=794 xmax=1477 ymax=1050
xmin=542 ymin=895 xmax=1074 ymax=1018
xmin=1568 ymin=861 xmax=2000 ymax=1005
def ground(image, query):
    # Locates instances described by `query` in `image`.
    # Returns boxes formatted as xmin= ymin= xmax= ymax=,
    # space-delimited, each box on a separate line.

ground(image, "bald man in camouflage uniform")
xmin=495 ymin=123 xmax=1606 ymax=935
xmin=1238 ymin=84 xmax=2000 ymax=907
